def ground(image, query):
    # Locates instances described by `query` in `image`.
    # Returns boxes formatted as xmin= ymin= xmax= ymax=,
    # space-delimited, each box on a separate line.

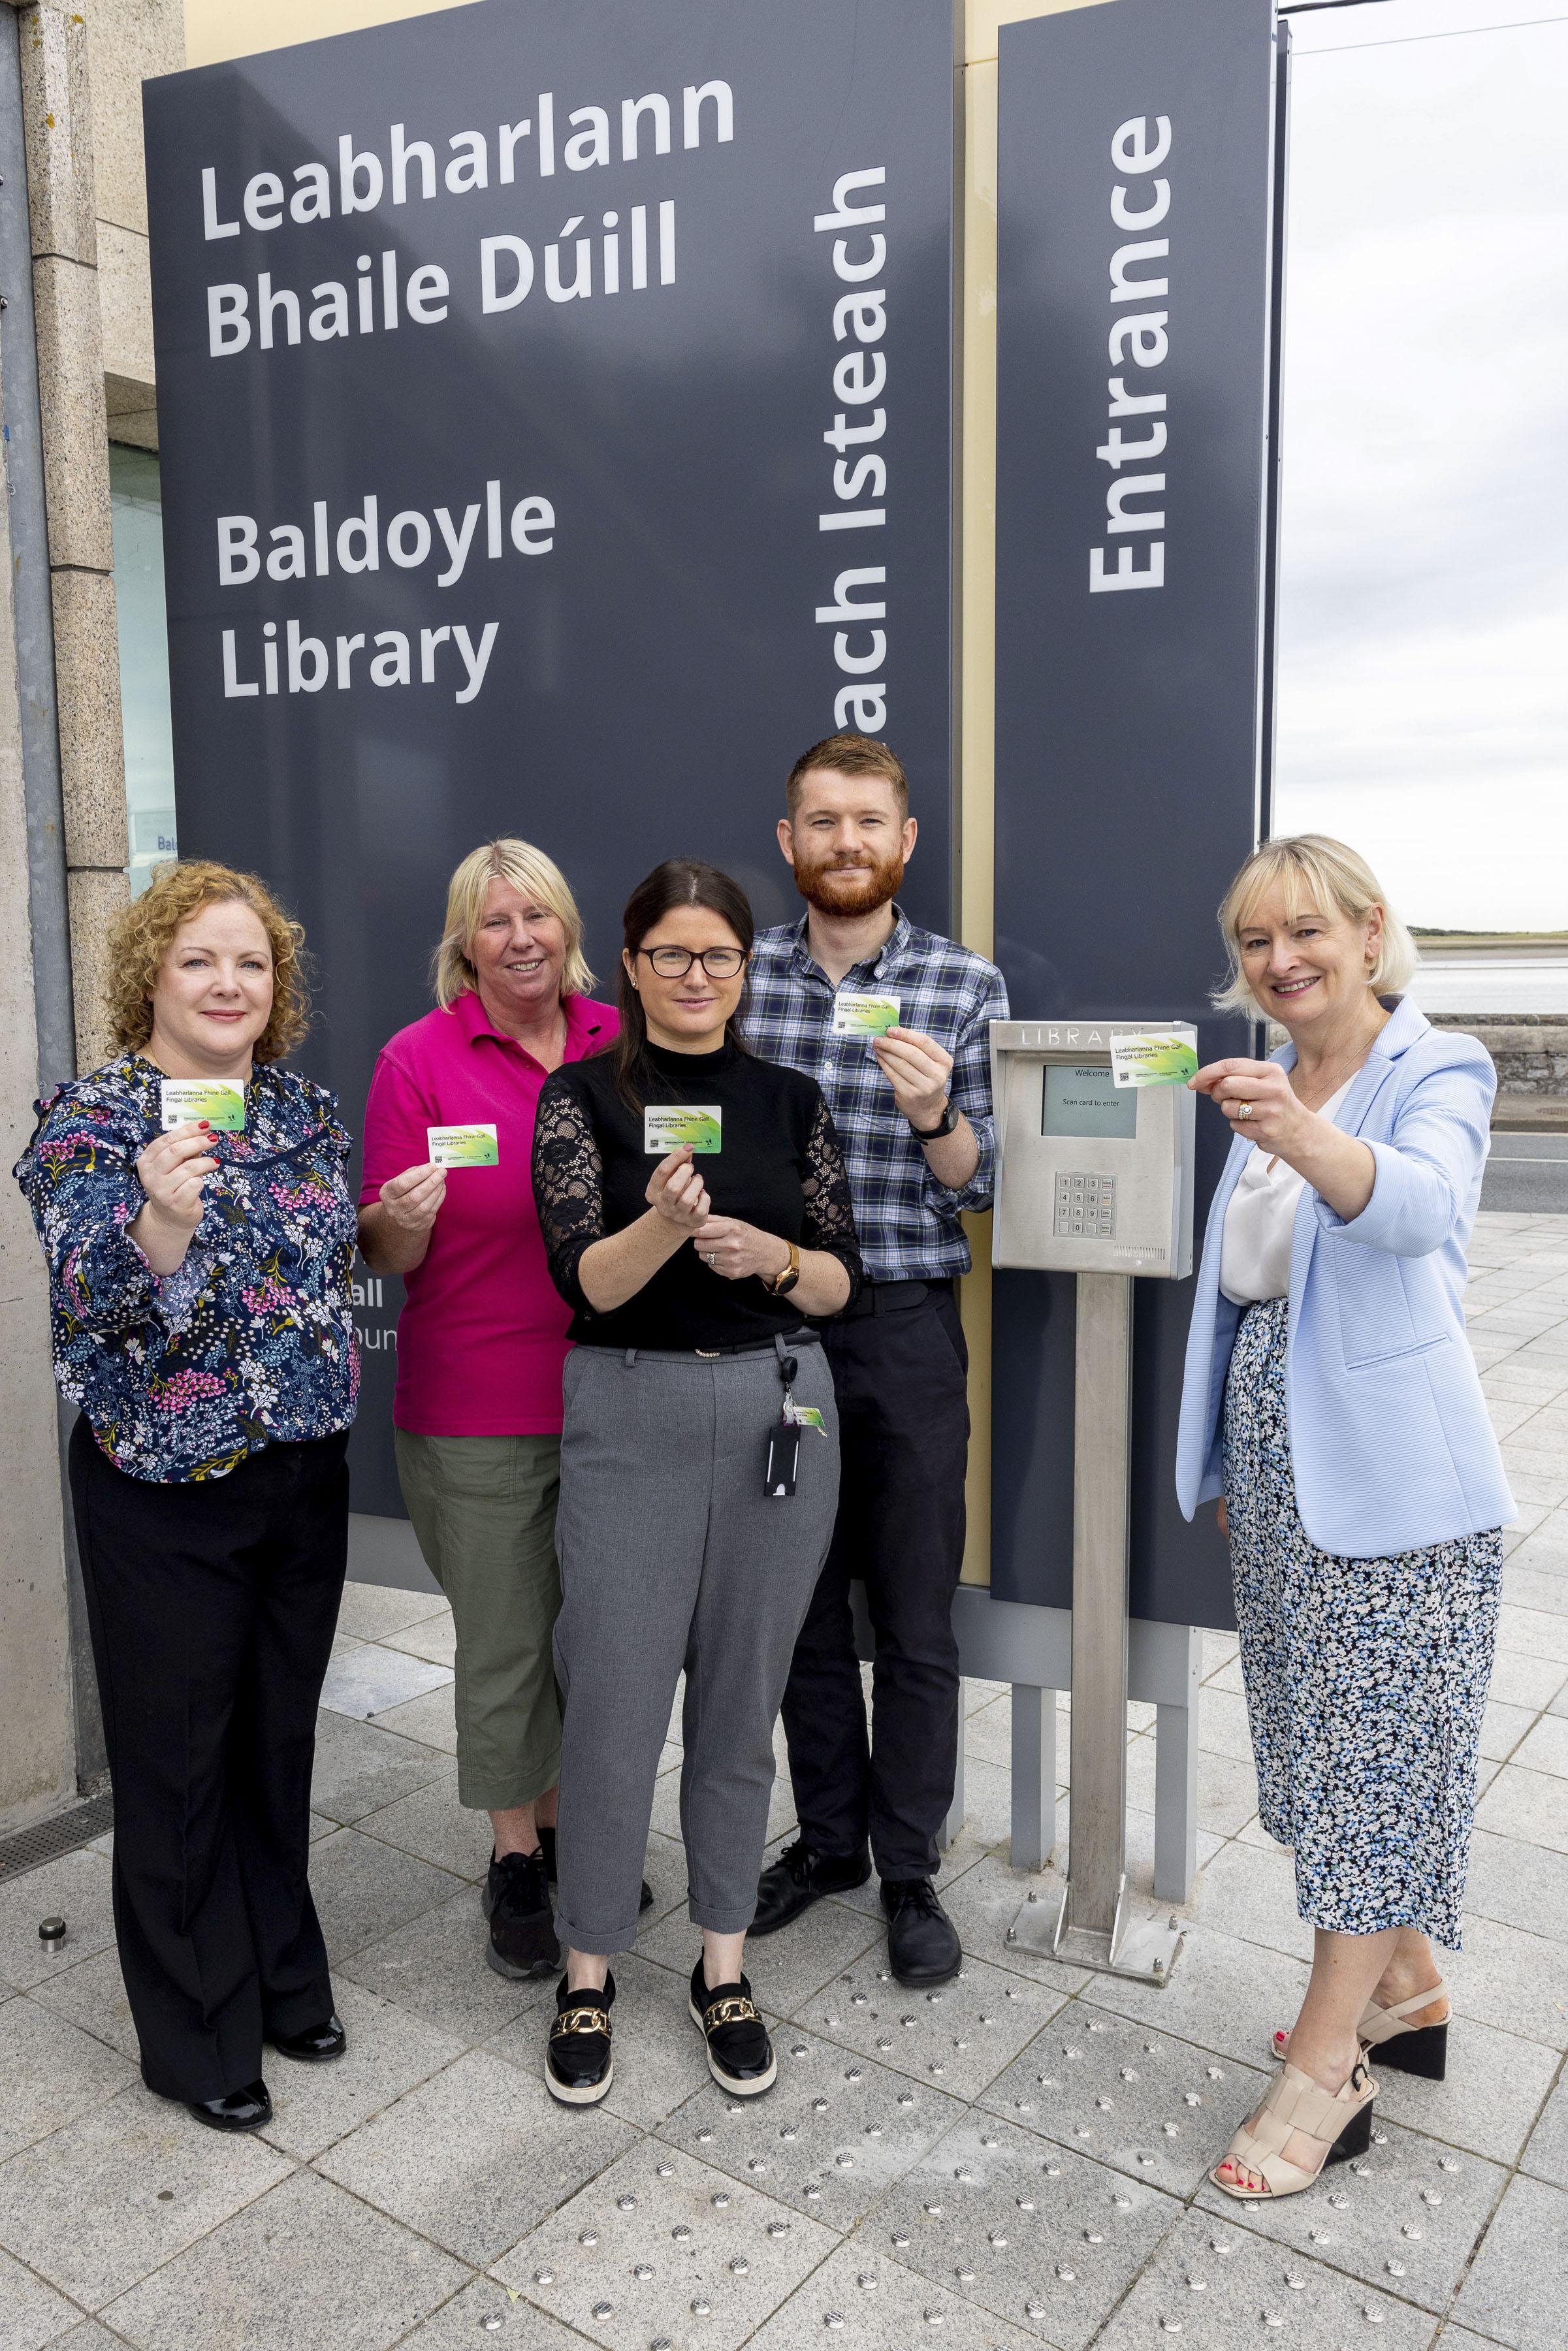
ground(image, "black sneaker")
xmin=881 ymin=1876 xmax=961 ymax=1987
xmin=546 ymin=1971 xmax=615 ymax=2105
xmin=483 ymin=1847 xmax=559 ymax=1979
xmin=750 ymin=1836 xmax=871 ymax=1936
xmin=539 ymin=1825 xmax=654 ymax=1914
xmin=688 ymin=1959 xmax=776 ymax=2096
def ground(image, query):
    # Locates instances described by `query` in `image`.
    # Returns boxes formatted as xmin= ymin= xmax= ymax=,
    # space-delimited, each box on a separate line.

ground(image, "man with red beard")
xmin=743 ymin=733 xmax=1008 ymax=1984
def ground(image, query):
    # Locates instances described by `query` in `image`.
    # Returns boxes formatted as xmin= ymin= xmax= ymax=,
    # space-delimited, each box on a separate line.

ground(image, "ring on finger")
xmin=1236 ymin=1100 xmax=1254 ymax=1120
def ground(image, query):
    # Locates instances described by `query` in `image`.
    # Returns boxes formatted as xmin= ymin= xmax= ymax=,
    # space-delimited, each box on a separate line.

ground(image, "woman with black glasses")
xmin=531 ymin=859 xmax=861 ymax=2106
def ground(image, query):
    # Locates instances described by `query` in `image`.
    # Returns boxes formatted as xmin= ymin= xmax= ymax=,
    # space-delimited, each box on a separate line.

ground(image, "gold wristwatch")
xmin=767 ymin=1241 xmax=801 ymax=1296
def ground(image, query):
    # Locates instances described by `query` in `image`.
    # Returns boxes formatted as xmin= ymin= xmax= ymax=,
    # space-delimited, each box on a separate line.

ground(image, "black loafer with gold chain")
xmin=545 ymin=1970 xmax=615 ymax=2106
xmin=688 ymin=1959 xmax=776 ymax=2095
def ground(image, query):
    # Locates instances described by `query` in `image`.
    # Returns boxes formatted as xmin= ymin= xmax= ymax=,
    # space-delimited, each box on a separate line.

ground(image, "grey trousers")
xmin=552 ymin=1335 xmax=840 ymax=1953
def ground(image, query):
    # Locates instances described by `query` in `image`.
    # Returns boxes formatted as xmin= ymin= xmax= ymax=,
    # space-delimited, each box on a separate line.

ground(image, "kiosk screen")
xmin=1042 ymin=1063 xmax=1138 ymax=1142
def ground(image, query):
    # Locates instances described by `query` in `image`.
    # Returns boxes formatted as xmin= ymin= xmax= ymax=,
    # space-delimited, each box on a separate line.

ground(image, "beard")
xmin=793 ymin=846 xmax=905 ymax=918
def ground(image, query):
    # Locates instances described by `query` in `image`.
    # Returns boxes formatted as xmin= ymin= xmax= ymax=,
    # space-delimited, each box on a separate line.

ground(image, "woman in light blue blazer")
xmin=1176 ymin=835 xmax=1512 ymax=2205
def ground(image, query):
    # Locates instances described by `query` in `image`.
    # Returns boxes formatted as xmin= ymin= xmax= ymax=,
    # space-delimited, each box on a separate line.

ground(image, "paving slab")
xmin=257 ymin=1979 xmax=466 ymax=2162
xmin=310 ymin=1713 xmax=453 ymax=1826
xmin=1187 ymin=1836 xmax=1315 ymax=1964
xmin=391 ymin=2275 xmax=589 ymax=2350
xmin=308 ymin=1825 xmax=464 ymax=1964
xmin=319 ymin=1644 xmax=454 ymax=1721
xmin=317 ymin=2048 xmax=633 ymax=2267
xmin=39 ymin=2324 xmax=129 ymax=2351
xmin=637 ymin=1829 xmax=696 ymax=1925
xmin=867 ymin=2111 xmax=1180 ymax=2350
xmin=1448 ymin=1915 xmax=1568 ymax=2049
xmin=1475 ymin=1766 xmax=1568 ymax=1856
xmin=488 ymin=1950 xmax=712 ymax=2133
xmin=792 ymin=1951 xmax=1068 ymax=2104
xmin=1462 ymin=1829 xmax=1568 ymax=1943
xmin=1093 ymin=2208 xmax=1439 ymax=2348
xmin=1518 ymin=2062 xmax=1568 ymax=2188
xmin=0 ymin=2000 xmax=134 ymax=2162
xmin=493 ymin=2139 xmax=838 ymax=2351
xmin=1078 ymin=1925 xmax=1311 ymax=2069
xmin=657 ymin=2026 xmax=967 ymax=2231
xmin=1368 ymin=2013 xmax=1560 ymax=2167
xmin=368 ymin=1686 xmax=458 ymax=1753
xmin=1479 ymin=1699 xmax=1539 ymax=1762
xmin=1449 ymin=2171 xmax=1568 ymax=2351
xmin=745 ymin=2241 xmax=1041 ymax=2351
xmin=1194 ymin=2119 xmax=1505 ymax=2316
xmin=26 ymin=1949 xmax=138 ymax=2066
xmin=335 ymin=1582 xmax=449 ymax=1642
xmin=0 ymin=1853 xmax=117 ymax=1992
xmin=352 ymin=1772 xmax=493 ymax=1882
xmin=0 ymin=2085 xmax=291 ymax=2310
xmin=337 ymin=1887 xmax=555 ymax=2046
xmin=1124 ymin=1737 xmax=1263 ymax=1840
xmin=978 ymin=2008 xmax=1268 ymax=2199
xmin=382 ymin=1614 xmax=458 ymax=1667
xmin=1514 ymin=1715 xmax=1568 ymax=1776
xmin=637 ymin=1896 xmax=879 ymax=2021
xmin=0 ymin=2243 xmax=80 ymax=2351
xmin=97 ymin=2169 xmax=467 ymax=2351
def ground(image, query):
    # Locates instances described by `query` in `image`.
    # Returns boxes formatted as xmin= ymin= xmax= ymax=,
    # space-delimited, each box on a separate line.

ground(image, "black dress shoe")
xmin=750 ymin=1837 xmax=871 ymax=1936
xmin=545 ymin=1970 xmax=615 ymax=2105
xmin=688 ymin=1959 xmax=775 ymax=2096
xmin=269 ymin=2016 xmax=347 ymax=2062
xmin=881 ymin=1877 xmax=961 ymax=1986
xmin=485 ymin=1847 xmax=560 ymax=1979
xmin=539 ymin=1825 xmax=652 ymax=1914
xmin=185 ymin=2081 xmax=273 ymax=2133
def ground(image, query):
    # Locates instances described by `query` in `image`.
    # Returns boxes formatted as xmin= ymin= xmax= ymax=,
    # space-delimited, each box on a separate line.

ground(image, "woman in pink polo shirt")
xmin=359 ymin=839 xmax=617 ymax=1984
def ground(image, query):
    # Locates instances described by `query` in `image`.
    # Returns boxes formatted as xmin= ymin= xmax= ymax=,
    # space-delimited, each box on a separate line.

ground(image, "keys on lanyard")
xmin=764 ymin=1352 xmax=826 ymax=1497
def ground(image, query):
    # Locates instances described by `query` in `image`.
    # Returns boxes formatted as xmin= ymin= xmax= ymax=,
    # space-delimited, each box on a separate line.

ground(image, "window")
xmin=108 ymin=443 xmax=176 ymax=895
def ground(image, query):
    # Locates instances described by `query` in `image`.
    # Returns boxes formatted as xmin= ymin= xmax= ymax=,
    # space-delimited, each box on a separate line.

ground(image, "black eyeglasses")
xmin=637 ymin=946 xmax=748 ymax=978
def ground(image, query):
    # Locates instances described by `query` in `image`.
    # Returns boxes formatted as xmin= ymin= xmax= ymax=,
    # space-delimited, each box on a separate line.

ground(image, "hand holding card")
xmin=833 ymin=991 xmax=901 ymax=1038
xmin=160 ymin=1078 xmax=245 ymax=1132
xmin=426 ymin=1123 xmax=499 ymax=1167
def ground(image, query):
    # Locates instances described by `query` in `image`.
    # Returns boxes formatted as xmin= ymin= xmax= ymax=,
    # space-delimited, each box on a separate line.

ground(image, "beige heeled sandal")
xmin=1211 ymin=2059 xmax=1377 ymax=2200
xmin=1271 ymin=1977 xmax=1450 ymax=2080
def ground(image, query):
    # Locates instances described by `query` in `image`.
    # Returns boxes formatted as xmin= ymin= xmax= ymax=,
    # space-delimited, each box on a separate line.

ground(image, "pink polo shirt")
xmin=359 ymin=989 xmax=618 ymax=1435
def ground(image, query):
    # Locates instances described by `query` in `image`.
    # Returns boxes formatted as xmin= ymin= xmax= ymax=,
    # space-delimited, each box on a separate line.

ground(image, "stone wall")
xmin=1432 ymin=1016 xmax=1568 ymax=1130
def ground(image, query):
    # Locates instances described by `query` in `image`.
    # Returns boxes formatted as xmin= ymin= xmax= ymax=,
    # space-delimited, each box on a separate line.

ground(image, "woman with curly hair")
xmin=14 ymin=859 xmax=359 ymax=2135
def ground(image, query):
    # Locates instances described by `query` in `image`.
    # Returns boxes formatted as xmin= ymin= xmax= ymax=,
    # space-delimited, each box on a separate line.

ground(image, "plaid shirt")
xmin=744 ymin=908 xmax=1009 ymax=1281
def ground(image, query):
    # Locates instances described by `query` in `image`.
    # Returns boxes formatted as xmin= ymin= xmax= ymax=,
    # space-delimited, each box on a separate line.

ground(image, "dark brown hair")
xmin=785 ymin=731 xmax=908 ymax=818
xmin=614 ymin=859 xmax=754 ymax=1112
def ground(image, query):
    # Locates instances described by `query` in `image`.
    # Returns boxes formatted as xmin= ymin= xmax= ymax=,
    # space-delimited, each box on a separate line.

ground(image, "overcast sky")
xmin=1272 ymin=0 xmax=1568 ymax=930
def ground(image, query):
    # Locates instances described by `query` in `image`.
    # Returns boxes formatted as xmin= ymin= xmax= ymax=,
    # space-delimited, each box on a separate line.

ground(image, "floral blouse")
xmin=15 ymin=1053 xmax=359 ymax=1483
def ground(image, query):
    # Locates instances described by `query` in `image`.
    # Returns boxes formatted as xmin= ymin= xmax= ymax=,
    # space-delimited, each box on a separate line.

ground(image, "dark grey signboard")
xmin=990 ymin=0 xmax=1280 ymax=1630
xmin=144 ymin=0 xmax=955 ymax=1515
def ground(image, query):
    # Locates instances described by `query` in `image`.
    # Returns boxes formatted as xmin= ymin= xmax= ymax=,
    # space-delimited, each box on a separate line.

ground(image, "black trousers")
xmin=780 ymin=1283 xmax=969 ymax=1880
xmin=69 ymin=1417 xmax=349 ymax=2101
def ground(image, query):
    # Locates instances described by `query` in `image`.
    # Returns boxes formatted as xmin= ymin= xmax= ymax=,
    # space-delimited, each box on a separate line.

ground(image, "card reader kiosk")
xmin=988 ymin=1018 xmax=1198 ymax=1985
xmin=991 ymin=1020 xmax=1195 ymax=1277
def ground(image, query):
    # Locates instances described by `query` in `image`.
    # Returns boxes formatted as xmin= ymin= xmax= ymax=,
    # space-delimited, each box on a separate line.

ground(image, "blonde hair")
xmin=1213 ymin=835 xmax=1417 ymax=1016
xmin=106 ymin=859 xmax=310 ymax=1063
xmin=433 ymin=839 xmax=594 ymax=1008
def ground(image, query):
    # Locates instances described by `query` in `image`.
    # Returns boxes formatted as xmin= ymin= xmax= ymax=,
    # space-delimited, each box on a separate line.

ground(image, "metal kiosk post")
xmin=988 ymin=1021 xmax=1197 ymax=1985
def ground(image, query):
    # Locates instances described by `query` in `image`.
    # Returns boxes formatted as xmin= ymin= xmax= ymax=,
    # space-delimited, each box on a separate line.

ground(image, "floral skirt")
xmin=1222 ymin=1298 xmax=1501 ymax=1947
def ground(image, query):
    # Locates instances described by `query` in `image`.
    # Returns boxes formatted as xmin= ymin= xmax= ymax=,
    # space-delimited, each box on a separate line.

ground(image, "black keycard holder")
xmin=764 ymin=1422 xmax=799 ymax=1499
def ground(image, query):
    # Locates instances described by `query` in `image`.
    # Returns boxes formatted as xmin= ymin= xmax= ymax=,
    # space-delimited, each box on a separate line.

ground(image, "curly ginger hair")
xmin=106 ymin=859 xmax=311 ymax=1064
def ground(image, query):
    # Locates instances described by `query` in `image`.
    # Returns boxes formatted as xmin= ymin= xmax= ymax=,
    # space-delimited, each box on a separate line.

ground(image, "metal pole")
xmin=1009 ymin=1271 xmax=1183 ymax=1983
xmin=1063 ymin=1271 xmax=1132 ymax=1944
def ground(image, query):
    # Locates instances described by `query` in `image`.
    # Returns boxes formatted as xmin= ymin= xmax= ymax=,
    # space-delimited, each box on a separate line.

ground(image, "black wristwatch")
xmin=908 ymin=1100 xmax=960 ymax=1142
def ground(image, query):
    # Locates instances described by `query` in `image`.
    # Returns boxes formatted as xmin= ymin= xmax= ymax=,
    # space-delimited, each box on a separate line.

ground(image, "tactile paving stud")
xmin=867 ymin=2112 xmax=1179 ymax=2347
xmin=495 ymin=2142 xmax=836 ymax=2350
xmin=658 ymin=2026 xmax=966 ymax=2230
xmin=1089 ymin=2214 xmax=1436 ymax=2351
xmin=743 ymin=2244 xmax=1044 ymax=2351
xmin=793 ymin=1952 xmax=1066 ymax=2102
xmin=980 ymin=2011 xmax=1268 ymax=2199
xmin=1193 ymin=2119 xmax=1506 ymax=2316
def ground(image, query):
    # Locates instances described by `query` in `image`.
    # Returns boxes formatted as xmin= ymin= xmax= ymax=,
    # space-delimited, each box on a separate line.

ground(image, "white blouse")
xmin=1219 ymin=1078 xmax=1353 ymax=1307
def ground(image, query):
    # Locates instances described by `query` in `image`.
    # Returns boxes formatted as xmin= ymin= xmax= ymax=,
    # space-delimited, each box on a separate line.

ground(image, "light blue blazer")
xmin=1176 ymin=995 xmax=1514 ymax=1558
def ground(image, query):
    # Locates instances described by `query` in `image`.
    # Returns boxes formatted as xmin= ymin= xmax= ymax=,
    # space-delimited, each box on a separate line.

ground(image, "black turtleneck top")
xmin=533 ymin=1039 xmax=861 ymax=1351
